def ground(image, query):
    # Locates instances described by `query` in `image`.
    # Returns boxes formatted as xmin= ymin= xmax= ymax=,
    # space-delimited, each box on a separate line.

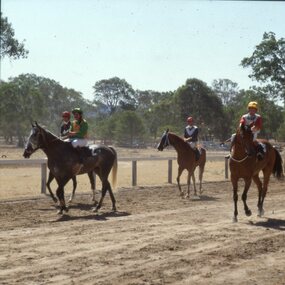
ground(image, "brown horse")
xmin=157 ymin=130 xmax=206 ymax=198
xmin=229 ymin=124 xmax=283 ymax=222
xmin=23 ymin=122 xmax=117 ymax=214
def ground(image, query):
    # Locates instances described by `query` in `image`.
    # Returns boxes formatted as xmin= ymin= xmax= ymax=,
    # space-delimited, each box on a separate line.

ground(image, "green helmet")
xmin=72 ymin=107 xmax=83 ymax=115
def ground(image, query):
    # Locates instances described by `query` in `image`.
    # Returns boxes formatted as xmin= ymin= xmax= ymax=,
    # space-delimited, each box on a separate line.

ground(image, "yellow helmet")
xmin=247 ymin=101 xmax=258 ymax=110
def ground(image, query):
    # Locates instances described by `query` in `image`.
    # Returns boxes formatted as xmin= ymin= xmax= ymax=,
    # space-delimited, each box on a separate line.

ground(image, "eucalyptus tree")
xmin=93 ymin=77 xmax=136 ymax=115
xmin=0 ymin=14 xmax=28 ymax=59
xmin=175 ymin=78 xmax=227 ymax=140
xmin=0 ymin=81 xmax=43 ymax=146
xmin=113 ymin=111 xmax=146 ymax=146
xmin=241 ymin=32 xmax=285 ymax=104
xmin=212 ymin=79 xmax=239 ymax=106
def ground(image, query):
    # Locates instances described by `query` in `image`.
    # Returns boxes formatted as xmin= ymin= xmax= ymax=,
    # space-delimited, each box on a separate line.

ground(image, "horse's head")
xmin=236 ymin=124 xmax=255 ymax=156
xmin=157 ymin=129 xmax=170 ymax=151
xmin=23 ymin=122 xmax=45 ymax=158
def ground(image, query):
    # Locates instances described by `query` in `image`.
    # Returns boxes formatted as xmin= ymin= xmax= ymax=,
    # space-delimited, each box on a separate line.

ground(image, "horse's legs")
xmin=176 ymin=167 xmax=184 ymax=197
xmin=68 ymin=176 xmax=77 ymax=203
xmin=55 ymin=178 xmax=70 ymax=214
xmin=191 ymin=172 xmax=197 ymax=196
xmin=254 ymin=168 xmax=271 ymax=217
xmin=46 ymin=171 xmax=58 ymax=203
xmin=198 ymin=165 xmax=205 ymax=194
xmin=231 ymin=176 xmax=238 ymax=222
xmin=87 ymin=171 xmax=97 ymax=204
xmin=93 ymin=179 xmax=116 ymax=212
xmin=186 ymin=172 xmax=192 ymax=198
xmin=241 ymin=178 xmax=252 ymax=217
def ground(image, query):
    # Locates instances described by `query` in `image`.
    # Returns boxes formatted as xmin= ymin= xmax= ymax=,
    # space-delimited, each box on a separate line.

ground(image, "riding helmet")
xmin=247 ymin=101 xmax=258 ymax=110
xmin=62 ymin=111 xmax=71 ymax=119
xmin=72 ymin=108 xmax=83 ymax=115
xmin=187 ymin=116 xmax=193 ymax=123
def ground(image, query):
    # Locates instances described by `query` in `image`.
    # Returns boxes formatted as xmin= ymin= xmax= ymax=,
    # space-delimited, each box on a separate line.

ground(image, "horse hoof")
xmin=245 ymin=210 xmax=252 ymax=217
xmin=232 ymin=216 xmax=238 ymax=223
xmin=57 ymin=210 xmax=63 ymax=215
xmin=257 ymin=209 xmax=264 ymax=217
xmin=92 ymin=207 xmax=98 ymax=212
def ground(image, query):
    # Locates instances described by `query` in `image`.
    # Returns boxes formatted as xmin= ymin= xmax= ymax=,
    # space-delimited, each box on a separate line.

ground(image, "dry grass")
xmin=1 ymin=146 xmax=229 ymax=200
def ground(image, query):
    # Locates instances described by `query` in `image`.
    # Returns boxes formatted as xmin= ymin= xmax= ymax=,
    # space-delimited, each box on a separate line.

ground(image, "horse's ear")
xmin=166 ymin=128 xmax=169 ymax=133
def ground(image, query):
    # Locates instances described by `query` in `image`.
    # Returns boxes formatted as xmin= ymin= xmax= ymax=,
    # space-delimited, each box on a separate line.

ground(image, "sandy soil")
xmin=1 ymin=179 xmax=285 ymax=284
xmin=1 ymin=146 xmax=285 ymax=284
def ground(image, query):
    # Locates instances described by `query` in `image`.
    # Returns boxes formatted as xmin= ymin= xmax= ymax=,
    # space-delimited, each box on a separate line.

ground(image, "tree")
xmin=114 ymin=111 xmax=146 ymax=146
xmin=175 ymin=78 xmax=227 ymax=140
xmin=0 ymin=14 xmax=28 ymax=59
xmin=212 ymin=79 xmax=239 ymax=106
xmin=93 ymin=77 xmax=136 ymax=115
xmin=0 ymin=81 xmax=44 ymax=146
xmin=241 ymin=32 xmax=285 ymax=103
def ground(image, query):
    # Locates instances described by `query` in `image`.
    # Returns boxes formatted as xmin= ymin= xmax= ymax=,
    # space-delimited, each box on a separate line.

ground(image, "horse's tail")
xmin=110 ymin=147 xmax=118 ymax=191
xmin=272 ymin=148 xmax=283 ymax=179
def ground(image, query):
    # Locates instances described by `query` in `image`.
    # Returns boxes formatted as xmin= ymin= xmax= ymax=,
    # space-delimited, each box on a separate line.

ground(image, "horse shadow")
xmin=248 ymin=217 xmax=285 ymax=231
xmin=53 ymin=210 xmax=130 ymax=223
xmin=191 ymin=195 xmax=219 ymax=202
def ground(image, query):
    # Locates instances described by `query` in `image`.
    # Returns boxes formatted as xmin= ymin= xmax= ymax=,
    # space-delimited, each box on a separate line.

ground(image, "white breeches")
xmin=187 ymin=141 xmax=197 ymax=149
xmin=65 ymin=138 xmax=88 ymax=147
xmin=252 ymin=130 xmax=260 ymax=141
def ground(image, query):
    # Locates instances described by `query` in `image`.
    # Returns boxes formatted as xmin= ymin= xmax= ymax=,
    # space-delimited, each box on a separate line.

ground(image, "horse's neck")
xmin=41 ymin=131 xmax=63 ymax=155
xmin=232 ymin=136 xmax=247 ymax=159
xmin=169 ymin=133 xmax=191 ymax=153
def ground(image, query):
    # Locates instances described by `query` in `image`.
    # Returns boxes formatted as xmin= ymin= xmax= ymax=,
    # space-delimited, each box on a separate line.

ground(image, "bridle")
xmin=230 ymin=126 xmax=253 ymax=163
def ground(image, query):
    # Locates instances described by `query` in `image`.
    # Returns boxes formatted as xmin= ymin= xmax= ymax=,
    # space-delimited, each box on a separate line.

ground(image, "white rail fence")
xmin=0 ymin=155 xmax=229 ymax=194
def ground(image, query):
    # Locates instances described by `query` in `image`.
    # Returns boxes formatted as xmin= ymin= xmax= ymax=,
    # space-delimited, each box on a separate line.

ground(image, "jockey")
xmin=240 ymin=101 xmax=264 ymax=159
xmin=60 ymin=111 xmax=71 ymax=138
xmin=184 ymin=116 xmax=200 ymax=160
xmin=67 ymin=108 xmax=89 ymax=147
xmin=65 ymin=108 xmax=89 ymax=164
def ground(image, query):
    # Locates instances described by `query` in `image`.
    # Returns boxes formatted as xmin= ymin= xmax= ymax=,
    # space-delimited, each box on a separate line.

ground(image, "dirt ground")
xmin=1 ymin=146 xmax=285 ymax=284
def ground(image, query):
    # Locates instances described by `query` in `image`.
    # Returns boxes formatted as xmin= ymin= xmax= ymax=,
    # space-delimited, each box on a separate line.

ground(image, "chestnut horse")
xmin=157 ymin=130 xmax=206 ymax=198
xmin=229 ymin=124 xmax=283 ymax=222
xmin=23 ymin=122 xmax=117 ymax=214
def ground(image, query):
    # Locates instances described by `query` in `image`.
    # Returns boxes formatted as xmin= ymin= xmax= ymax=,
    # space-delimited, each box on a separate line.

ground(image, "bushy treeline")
xmin=0 ymin=74 xmax=284 ymax=147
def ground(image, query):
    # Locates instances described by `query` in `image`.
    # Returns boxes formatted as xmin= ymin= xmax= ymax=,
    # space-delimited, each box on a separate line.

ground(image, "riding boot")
xmin=256 ymin=143 xmax=264 ymax=161
xmin=75 ymin=147 xmax=84 ymax=164
xmin=194 ymin=148 xmax=200 ymax=161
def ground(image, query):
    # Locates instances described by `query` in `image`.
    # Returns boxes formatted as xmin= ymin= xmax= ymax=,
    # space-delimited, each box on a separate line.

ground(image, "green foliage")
xmin=113 ymin=111 xmax=146 ymax=145
xmin=174 ymin=78 xmax=227 ymax=140
xmin=0 ymin=74 xmax=93 ymax=145
xmin=93 ymin=77 xmax=136 ymax=115
xmin=0 ymin=81 xmax=44 ymax=146
xmin=0 ymin=14 xmax=29 ymax=59
xmin=212 ymin=79 xmax=239 ymax=106
xmin=241 ymin=32 xmax=285 ymax=103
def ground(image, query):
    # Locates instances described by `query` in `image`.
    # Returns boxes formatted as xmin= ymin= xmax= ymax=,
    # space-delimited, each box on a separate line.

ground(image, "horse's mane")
xmin=37 ymin=124 xmax=62 ymax=144
xmin=168 ymin=132 xmax=193 ymax=150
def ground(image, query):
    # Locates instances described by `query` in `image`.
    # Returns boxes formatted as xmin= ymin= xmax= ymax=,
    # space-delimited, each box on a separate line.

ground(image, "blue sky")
xmin=2 ymin=0 xmax=285 ymax=101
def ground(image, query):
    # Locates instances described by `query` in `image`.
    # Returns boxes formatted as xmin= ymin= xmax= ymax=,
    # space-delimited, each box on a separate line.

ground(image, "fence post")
xmin=132 ymin=160 xmax=137 ymax=186
xmin=225 ymin=157 xmax=229 ymax=179
xmin=41 ymin=162 xmax=47 ymax=194
xmin=168 ymin=159 xmax=172 ymax=183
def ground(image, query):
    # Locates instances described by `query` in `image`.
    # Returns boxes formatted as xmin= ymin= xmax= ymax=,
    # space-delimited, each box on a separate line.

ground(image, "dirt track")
xmin=1 ymin=179 xmax=285 ymax=285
